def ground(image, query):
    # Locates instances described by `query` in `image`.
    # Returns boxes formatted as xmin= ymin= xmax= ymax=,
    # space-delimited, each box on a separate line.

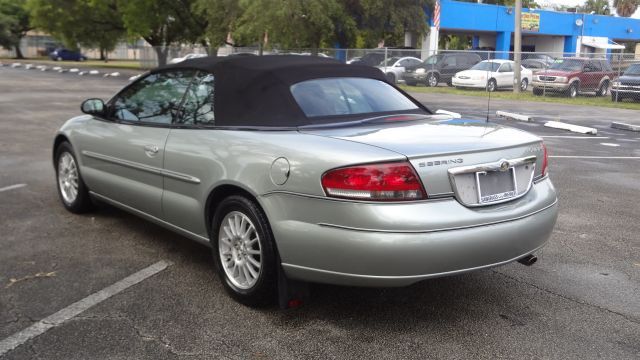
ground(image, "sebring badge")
xmin=418 ymin=158 xmax=464 ymax=167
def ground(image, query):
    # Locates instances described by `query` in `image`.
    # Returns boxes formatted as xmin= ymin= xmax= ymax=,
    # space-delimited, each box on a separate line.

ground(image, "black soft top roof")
xmin=155 ymin=55 xmax=417 ymax=127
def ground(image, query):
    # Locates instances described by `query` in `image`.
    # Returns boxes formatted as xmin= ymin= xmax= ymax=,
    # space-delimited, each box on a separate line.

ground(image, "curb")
xmin=544 ymin=121 xmax=597 ymax=135
xmin=496 ymin=111 xmax=533 ymax=122
xmin=611 ymin=122 xmax=640 ymax=132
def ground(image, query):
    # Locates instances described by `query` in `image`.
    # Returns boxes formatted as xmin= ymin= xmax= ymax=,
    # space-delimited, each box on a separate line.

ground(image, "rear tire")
xmin=211 ymin=195 xmax=278 ymax=307
xmin=597 ymin=81 xmax=609 ymax=96
xmin=55 ymin=142 xmax=93 ymax=213
xmin=386 ymin=73 xmax=396 ymax=84
xmin=520 ymin=78 xmax=528 ymax=91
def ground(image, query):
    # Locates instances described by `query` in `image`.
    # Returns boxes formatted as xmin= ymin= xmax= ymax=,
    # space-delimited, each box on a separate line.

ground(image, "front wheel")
xmin=405 ymin=80 xmax=417 ymax=86
xmin=533 ymin=87 xmax=543 ymax=96
xmin=426 ymin=73 xmax=438 ymax=87
xmin=520 ymin=78 xmax=528 ymax=91
xmin=566 ymin=83 xmax=578 ymax=98
xmin=55 ymin=142 xmax=93 ymax=213
xmin=211 ymin=195 xmax=278 ymax=307
xmin=486 ymin=79 xmax=497 ymax=92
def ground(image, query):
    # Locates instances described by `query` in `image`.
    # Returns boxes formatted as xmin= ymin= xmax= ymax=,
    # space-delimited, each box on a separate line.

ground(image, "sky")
xmin=537 ymin=0 xmax=640 ymax=18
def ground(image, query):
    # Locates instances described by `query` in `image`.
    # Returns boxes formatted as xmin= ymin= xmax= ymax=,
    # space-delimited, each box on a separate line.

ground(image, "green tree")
xmin=613 ymin=0 xmax=638 ymax=17
xmin=26 ymin=0 xmax=125 ymax=61
xmin=234 ymin=0 xmax=351 ymax=53
xmin=0 ymin=0 xmax=32 ymax=59
xmin=357 ymin=0 xmax=430 ymax=47
xmin=193 ymin=0 xmax=243 ymax=55
xmin=580 ymin=0 xmax=611 ymax=14
xmin=117 ymin=0 xmax=207 ymax=66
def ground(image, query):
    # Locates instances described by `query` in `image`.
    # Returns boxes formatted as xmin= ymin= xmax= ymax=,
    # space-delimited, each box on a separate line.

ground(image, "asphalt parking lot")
xmin=0 ymin=67 xmax=639 ymax=359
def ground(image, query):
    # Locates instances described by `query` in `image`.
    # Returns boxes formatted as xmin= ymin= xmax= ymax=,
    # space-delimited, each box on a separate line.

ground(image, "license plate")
xmin=476 ymin=168 xmax=517 ymax=204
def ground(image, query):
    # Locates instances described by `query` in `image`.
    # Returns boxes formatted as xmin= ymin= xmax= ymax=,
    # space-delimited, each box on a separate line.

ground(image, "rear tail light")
xmin=321 ymin=161 xmax=426 ymax=201
xmin=541 ymin=143 xmax=549 ymax=177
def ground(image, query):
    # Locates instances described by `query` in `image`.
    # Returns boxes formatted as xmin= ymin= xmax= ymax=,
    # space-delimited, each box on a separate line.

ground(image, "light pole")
xmin=513 ymin=0 xmax=522 ymax=93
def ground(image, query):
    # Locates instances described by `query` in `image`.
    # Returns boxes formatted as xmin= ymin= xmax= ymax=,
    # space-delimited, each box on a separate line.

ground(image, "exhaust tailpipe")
xmin=517 ymin=254 xmax=538 ymax=266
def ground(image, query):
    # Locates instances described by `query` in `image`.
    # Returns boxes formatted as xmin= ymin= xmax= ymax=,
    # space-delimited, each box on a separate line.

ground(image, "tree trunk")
xmin=14 ymin=44 xmax=24 ymax=59
xmin=154 ymin=46 xmax=169 ymax=67
xmin=100 ymin=48 xmax=106 ymax=61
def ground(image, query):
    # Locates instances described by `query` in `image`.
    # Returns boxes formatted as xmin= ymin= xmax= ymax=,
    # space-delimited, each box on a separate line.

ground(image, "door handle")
xmin=144 ymin=145 xmax=159 ymax=154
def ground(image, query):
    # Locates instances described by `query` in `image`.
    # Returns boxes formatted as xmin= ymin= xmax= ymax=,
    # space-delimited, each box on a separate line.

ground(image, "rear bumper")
xmin=261 ymin=178 xmax=558 ymax=287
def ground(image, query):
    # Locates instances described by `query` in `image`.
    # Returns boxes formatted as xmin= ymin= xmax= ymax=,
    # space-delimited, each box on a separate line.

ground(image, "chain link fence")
xmin=129 ymin=46 xmax=640 ymax=104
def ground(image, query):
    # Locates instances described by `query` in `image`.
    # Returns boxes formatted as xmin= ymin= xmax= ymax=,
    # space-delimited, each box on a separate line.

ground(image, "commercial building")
xmin=423 ymin=0 xmax=640 ymax=58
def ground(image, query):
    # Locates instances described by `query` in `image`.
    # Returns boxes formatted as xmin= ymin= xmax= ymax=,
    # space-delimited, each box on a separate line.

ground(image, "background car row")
xmin=361 ymin=51 xmax=639 ymax=101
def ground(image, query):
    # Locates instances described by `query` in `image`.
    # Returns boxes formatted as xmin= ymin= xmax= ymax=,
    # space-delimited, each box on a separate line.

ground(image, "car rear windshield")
xmin=470 ymin=62 xmax=500 ymax=72
xmin=290 ymin=78 xmax=420 ymax=120
xmin=549 ymin=59 xmax=583 ymax=71
xmin=624 ymin=64 xmax=640 ymax=75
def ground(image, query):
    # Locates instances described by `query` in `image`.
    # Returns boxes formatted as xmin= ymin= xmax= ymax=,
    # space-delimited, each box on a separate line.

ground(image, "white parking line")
xmin=541 ymin=136 xmax=609 ymax=139
xmin=0 ymin=184 xmax=27 ymax=192
xmin=549 ymin=156 xmax=640 ymax=159
xmin=600 ymin=143 xmax=620 ymax=147
xmin=0 ymin=260 xmax=171 ymax=356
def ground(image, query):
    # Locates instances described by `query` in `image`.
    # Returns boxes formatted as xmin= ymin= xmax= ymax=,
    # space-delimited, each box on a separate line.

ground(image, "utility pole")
xmin=513 ymin=0 xmax=522 ymax=93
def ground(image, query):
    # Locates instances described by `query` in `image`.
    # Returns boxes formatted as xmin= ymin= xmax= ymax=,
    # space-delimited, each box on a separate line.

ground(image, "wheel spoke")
xmin=245 ymin=261 xmax=258 ymax=279
xmin=247 ymin=256 xmax=261 ymax=269
xmin=246 ymin=249 xmax=261 ymax=255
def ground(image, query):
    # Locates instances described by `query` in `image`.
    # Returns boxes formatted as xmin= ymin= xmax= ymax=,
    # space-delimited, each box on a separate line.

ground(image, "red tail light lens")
xmin=321 ymin=161 xmax=426 ymax=201
xmin=541 ymin=143 xmax=549 ymax=177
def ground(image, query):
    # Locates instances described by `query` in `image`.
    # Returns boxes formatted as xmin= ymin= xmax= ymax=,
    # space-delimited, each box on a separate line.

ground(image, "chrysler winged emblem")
xmin=499 ymin=161 xmax=510 ymax=172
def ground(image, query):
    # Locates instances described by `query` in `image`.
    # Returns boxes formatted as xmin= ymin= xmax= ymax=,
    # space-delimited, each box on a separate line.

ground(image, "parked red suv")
xmin=532 ymin=58 xmax=614 ymax=98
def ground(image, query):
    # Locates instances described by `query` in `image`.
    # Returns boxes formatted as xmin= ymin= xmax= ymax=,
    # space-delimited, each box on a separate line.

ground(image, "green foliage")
xmin=357 ymin=0 xmax=430 ymax=47
xmin=0 ymin=0 xmax=31 ymax=57
xmin=194 ymin=0 xmax=243 ymax=48
xmin=613 ymin=0 xmax=639 ymax=17
xmin=580 ymin=0 xmax=611 ymax=14
xmin=26 ymin=0 xmax=124 ymax=54
xmin=233 ymin=0 xmax=354 ymax=50
xmin=116 ymin=0 xmax=206 ymax=64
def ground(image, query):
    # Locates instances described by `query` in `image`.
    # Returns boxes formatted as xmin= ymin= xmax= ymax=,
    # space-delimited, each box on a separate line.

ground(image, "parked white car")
xmin=376 ymin=56 xmax=423 ymax=84
xmin=452 ymin=60 xmax=533 ymax=92
xmin=169 ymin=53 xmax=208 ymax=64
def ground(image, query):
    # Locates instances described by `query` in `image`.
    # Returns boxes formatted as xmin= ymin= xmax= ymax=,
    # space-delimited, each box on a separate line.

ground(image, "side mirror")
xmin=81 ymin=98 xmax=105 ymax=116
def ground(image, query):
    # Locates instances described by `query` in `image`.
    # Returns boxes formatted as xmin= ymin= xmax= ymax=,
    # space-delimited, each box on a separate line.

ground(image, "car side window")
xmin=443 ymin=56 xmax=457 ymax=67
xmin=111 ymin=70 xmax=195 ymax=124
xmin=500 ymin=63 xmax=513 ymax=72
xmin=177 ymin=72 xmax=215 ymax=126
xmin=407 ymin=59 xmax=422 ymax=67
xmin=590 ymin=61 xmax=602 ymax=72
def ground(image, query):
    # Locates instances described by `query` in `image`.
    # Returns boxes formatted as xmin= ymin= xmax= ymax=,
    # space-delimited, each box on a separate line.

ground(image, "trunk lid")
xmin=301 ymin=119 xmax=545 ymax=202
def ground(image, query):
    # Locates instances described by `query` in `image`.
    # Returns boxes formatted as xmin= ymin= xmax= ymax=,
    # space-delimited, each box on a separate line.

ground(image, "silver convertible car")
xmin=53 ymin=56 xmax=558 ymax=306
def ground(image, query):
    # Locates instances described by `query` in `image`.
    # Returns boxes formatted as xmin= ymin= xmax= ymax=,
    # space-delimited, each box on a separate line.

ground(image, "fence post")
xmin=615 ymin=52 xmax=622 ymax=103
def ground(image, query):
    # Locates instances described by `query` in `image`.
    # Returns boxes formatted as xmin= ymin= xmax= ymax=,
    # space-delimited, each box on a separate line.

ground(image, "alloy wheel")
xmin=427 ymin=73 xmax=438 ymax=87
xmin=57 ymin=152 xmax=79 ymax=204
xmin=218 ymin=211 xmax=262 ymax=290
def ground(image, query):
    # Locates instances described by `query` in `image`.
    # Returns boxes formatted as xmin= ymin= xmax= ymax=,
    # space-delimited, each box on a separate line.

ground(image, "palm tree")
xmin=580 ymin=0 xmax=610 ymax=14
xmin=613 ymin=0 xmax=639 ymax=17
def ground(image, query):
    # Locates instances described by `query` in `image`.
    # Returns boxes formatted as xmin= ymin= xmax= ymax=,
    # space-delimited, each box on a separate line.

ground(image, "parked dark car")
xmin=403 ymin=52 xmax=482 ymax=87
xmin=49 ymin=48 xmax=87 ymax=61
xmin=611 ymin=63 xmax=640 ymax=102
xmin=522 ymin=59 xmax=548 ymax=71
xmin=532 ymin=58 xmax=615 ymax=98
